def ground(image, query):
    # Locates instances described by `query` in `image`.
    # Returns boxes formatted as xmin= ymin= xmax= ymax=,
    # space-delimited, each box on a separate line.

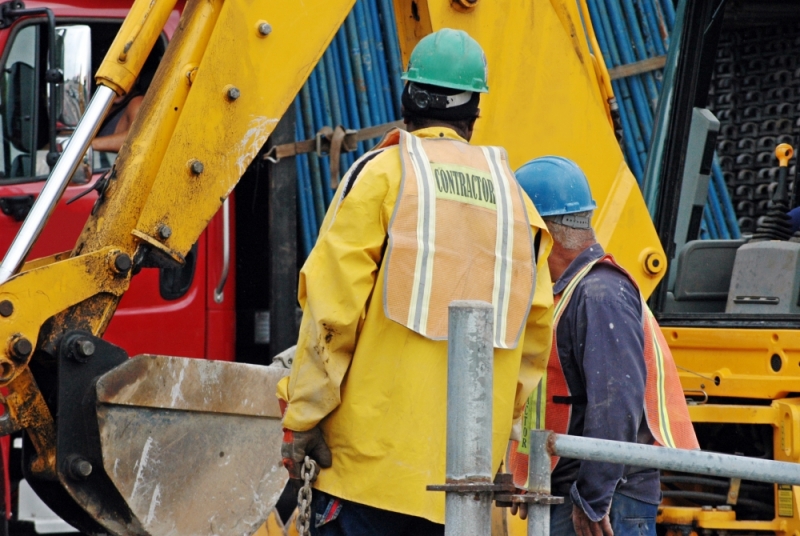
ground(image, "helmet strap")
xmin=546 ymin=214 xmax=592 ymax=229
xmin=409 ymin=83 xmax=473 ymax=110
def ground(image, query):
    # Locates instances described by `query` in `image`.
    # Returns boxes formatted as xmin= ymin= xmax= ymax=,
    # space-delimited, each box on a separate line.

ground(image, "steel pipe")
xmin=445 ymin=301 xmax=494 ymax=536
xmin=377 ymin=0 xmax=404 ymax=111
xmin=712 ymin=158 xmax=742 ymax=238
xmin=299 ymin=84 xmax=326 ymax=224
xmin=308 ymin=70 xmax=334 ymax=205
xmin=546 ymin=432 xmax=800 ymax=486
xmin=707 ymin=183 xmax=731 ymax=240
xmin=0 ymin=85 xmax=116 ymax=284
xmin=355 ymin=0 xmax=387 ymax=126
xmin=527 ymin=429 xmax=552 ymax=536
xmin=703 ymin=209 xmax=719 ymax=239
xmin=344 ymin=14 xmax=372 ymax=131
xmin=642 ymin=0 xmax=687 ymax=214
xmin=294 ymin=101 xmax=316 ymax=256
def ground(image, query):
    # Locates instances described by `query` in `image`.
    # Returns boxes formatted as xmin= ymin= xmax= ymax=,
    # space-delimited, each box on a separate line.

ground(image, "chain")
xmin=296 ymin=456 xmax=318 ymax=536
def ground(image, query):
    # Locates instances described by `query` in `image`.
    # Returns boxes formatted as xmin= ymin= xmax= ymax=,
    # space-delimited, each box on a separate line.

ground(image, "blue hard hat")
xmin=515 ymin=156 xmax=597 ymax=217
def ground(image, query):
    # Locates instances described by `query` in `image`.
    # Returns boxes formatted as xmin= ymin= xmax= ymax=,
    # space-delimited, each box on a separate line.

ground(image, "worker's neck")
xmin=548 ymin=240 xmax=598 ymax=282
xmin=405 ymin=119 xmax=473 ymax=141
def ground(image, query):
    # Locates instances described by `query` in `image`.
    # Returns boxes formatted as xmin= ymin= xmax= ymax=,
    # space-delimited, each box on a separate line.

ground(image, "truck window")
xmin=1 ymin=24 xmax=46 ymax=180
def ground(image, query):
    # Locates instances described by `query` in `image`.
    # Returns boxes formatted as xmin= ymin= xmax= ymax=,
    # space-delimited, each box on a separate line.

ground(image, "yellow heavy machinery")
xmin=0 ymin=0 xmax=797 ymax=534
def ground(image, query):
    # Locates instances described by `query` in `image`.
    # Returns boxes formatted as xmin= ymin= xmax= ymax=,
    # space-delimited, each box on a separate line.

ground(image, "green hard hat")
xmin=401 ymin=29 xmax=489 ymax=93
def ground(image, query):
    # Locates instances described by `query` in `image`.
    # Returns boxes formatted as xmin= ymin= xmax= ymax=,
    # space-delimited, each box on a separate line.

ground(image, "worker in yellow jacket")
xmin=278 ymin=28 xmax=553 ymax=535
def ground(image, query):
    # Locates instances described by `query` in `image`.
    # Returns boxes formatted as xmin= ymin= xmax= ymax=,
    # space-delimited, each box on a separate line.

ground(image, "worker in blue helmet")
xmin=510 ymin=157 xmax=698 ymax=536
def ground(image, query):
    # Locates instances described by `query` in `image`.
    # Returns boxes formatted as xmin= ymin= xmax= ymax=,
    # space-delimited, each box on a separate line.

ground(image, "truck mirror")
xmin=54 ymin=25 xmax=91 ymax=129
xmin=3 ymin=61 xmax=36 ymax=153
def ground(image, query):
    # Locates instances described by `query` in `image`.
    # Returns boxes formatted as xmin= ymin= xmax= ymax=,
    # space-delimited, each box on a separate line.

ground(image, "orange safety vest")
xmin=377 ymin=129 xmax=535 ymax=349
xmin=509 ymin=254 xmax=699 ymax=487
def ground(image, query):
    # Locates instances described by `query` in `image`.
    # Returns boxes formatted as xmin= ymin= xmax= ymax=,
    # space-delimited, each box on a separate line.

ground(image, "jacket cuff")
xmin=570 ymin=482 xmax=610 ymax=523
xmin=281 ymin=408 xmax=319 ymax=433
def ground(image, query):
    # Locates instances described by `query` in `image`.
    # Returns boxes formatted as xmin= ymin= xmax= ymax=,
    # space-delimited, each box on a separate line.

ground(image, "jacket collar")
xmin=410 ymin=126 xmax=467 ymax=142
xmin=552 ymin=243 xmax=605 ymax=295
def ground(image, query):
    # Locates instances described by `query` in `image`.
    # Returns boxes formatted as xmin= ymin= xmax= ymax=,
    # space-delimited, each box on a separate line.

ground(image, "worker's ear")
xmin=465 ymin=114 xmax=479 ymax=140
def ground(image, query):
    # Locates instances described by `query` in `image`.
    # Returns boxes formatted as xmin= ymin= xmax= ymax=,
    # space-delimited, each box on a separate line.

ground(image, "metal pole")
xmin=0 ymin=85 xmax=116 ymax=284
xmin=268 ymin=102 xmax=299 ymax=360
xmin=642 ymin=0 xmax=688 ymax=215
xmin=549 ymin=433 xmax=800 ymax=486
xmin=445 ymin=300 xmax=494 ymax=536
xmin=527 ymin=430 xmax=552 ymax=536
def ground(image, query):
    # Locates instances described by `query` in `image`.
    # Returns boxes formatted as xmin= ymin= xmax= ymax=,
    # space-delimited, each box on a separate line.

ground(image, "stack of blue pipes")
xmin=294 ymin=0 xmax=403 ymax=258
xmin=584 ymin=0 xmax=741 ymax=239
xmin=293 ymin=0 xmax=740 ymax=258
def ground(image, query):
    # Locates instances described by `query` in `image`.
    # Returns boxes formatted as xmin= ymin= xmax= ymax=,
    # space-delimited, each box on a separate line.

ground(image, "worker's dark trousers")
xmin=310 ymin=490 xmax=444 ymax=536
xmin=550 ymin=492 xmax=658 ymax=536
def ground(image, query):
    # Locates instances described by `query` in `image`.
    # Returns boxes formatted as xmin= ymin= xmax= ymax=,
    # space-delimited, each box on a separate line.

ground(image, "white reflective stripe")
xmin=484 ymin=146 xmax=514 ymax=348
xmin=404 ymin=133 xmax=437 ymax=335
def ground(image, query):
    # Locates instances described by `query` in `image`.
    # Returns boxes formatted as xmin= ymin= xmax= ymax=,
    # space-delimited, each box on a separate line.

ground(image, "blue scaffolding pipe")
xmin=712 ymin=158 xmax=742 ymax=239
xmin=299 ymin=84 xmax=327 ymax=224
xmin=660 ymin=0 xmax=676 ymax=30
xmin=378 ymin=0 xmax=404 ymax=110
xmin=295 ymin=99 xmax=317 ymax=256
xmin=293 ymin=0 xmax=403 ymax=256
xmin=707 ymin=181 xmax=731 ymax=240
xmin=703 ymin=209 xmax=719 ymax=239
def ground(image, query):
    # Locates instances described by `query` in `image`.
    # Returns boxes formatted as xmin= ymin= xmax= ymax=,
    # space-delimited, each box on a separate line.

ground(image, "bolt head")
xmin=226 ymin=87 xmax=240 ymax=101
xmin=258 ymin=22 xmax=272 ymax=36
xmin=69 ymin=457 xmax=93 ymax=479
xmin=11 ymin=337 xmax=32 ymax=362
xmin=0 ymin=300 xmax=13 ymax=317
xmin=159 ymin=225 xmax=172 ymax=240
xmin=114 ymin=253 xmax=132 ymax=274
xmin=190 ymin=160 xmax=204 ymax=175
xmin=76 ymin=339 xmax=95 ymax=358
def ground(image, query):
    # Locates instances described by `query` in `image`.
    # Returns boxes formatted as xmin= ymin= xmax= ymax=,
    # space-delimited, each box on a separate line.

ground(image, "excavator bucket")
xmin=94 ymin=355 xmax=290 ymax=535
xmin=27 ymin=342 xmax=291 ymax=536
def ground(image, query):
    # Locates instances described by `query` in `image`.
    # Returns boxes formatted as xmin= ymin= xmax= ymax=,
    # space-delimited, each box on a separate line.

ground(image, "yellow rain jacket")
xmin=279 ymin=126 xmax=553 ymax=524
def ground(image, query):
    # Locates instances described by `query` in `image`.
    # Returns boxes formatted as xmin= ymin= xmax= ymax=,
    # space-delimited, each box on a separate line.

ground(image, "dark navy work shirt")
xmin=550 ymin=244 xmax=661 ymax=521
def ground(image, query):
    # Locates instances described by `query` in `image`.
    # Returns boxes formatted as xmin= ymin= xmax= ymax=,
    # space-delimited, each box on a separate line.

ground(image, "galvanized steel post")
xmin=445 ymin=300 xmax=494 ymax=536
xmin=528 ymin=430 xmax=552 ymax=536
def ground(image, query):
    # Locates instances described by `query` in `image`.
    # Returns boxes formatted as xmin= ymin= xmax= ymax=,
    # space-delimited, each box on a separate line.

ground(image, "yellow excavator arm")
xmin=0 ymin=0 xmax=663 ymax=533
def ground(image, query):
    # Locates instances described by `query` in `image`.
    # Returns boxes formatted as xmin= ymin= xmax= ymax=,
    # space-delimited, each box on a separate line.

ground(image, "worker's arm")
xmin=91 ymin=96 xmax=144 ymax=152
xmin=514 ymin=203 xmax=554 ymax=420
xmin=570 ymin=265 xmax=646 ymax=521
xmin=281 ymin=152 xmax=393 ymax=432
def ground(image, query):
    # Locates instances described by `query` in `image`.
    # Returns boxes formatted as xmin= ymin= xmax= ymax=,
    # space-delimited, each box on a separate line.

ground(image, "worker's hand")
xmin=281 ymin=426 xmax=332 ymax=479
xmin=510 ymin=500 xmax=528 ymax=520
xmin=572 ymin=503 xmax=613 ymax=536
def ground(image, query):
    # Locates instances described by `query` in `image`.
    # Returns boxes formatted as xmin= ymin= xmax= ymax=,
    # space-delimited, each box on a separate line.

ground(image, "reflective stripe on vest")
xmin=383 ymin=130 xmax=535 ymax=348
xmin=509 ymin=254 xmax=699 ymax=487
